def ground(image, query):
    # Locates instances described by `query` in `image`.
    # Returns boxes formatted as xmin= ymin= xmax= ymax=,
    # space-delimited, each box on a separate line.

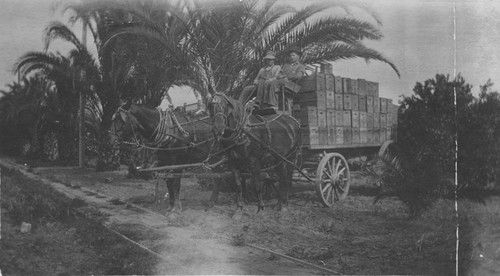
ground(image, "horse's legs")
xmin=250 ymin=158 xmax=264 ymax=212
xmin=277 ymin=163 xmax=293 ymax=211
xmin=231 ymin=167 xmax=244 ymax=211
xmin=166 ymin=169 xmax=182 ymax=212
xmin=241 ymin=176 xmax=249 ymax=204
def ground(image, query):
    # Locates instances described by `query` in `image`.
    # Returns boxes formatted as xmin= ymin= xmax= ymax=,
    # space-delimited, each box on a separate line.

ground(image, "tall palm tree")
xmin=100 ymin=0 xmax=399 ymax=102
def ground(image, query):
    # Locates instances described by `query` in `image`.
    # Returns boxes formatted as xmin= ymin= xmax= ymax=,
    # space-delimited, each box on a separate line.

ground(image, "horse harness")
xmin=115 ymin=106 xmax=213 ymax=152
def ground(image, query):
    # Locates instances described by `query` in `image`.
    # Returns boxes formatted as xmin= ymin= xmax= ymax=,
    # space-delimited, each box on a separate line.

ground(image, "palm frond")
xmin=44 ymin=21 xmax=84 ymax=52
xmin=303 ymin=42 xmax=400 ymax=77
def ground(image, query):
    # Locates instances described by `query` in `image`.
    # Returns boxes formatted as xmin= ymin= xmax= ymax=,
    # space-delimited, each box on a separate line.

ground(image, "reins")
xmin=212 ymin=93 xmax=251 ymax=143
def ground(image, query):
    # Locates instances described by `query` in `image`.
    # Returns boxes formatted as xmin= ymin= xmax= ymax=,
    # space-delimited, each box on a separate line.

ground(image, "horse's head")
xmin=109 ymin=102 xmax=145 ymax=146
xmin=207 ymin=93 xmax=245 ymax=140
xmin=109 ymin=103 xmax=129 ymax=146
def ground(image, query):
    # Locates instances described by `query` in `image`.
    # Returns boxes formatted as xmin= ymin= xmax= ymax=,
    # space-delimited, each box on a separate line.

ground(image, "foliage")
xmin=101 ymin=0 xmax=400 ymax=102
xmin=458 ymin=80 xmax=500 ymax=191
xmin=367 ymin=74 xmax=475 ymax=217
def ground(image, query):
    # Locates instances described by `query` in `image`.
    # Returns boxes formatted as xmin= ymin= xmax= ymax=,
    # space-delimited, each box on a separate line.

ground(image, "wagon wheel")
xmin=315 ymin=153 xmax=350 ymax=207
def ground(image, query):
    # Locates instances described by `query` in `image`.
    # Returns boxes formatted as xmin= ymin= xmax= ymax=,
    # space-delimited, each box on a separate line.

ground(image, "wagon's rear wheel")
xmin=316 ymin=153 xmax=350 ymax=207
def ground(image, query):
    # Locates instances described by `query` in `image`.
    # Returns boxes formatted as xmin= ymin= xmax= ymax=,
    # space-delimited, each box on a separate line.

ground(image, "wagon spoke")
xmin=324 ymin=170 xmax=333 ymax=180
xmin=335 ymin=159 xmax=342 ymax=173
xmin=337 ymin=167 xmax=346 ymax=176
xmin=326 ymin=186 xmax=332 ymax=203
xmin=316 ymin=153 xmax=351 ymax=207
xmin=333 ymin=186 xmax=339 ymax=201
xmin=322 ymin=183 xmax=332 ymax=194
xmin=328 ymin=158 xmax=335 ymax=176
xmin=337 ymin=185 xmax=345 ymax=193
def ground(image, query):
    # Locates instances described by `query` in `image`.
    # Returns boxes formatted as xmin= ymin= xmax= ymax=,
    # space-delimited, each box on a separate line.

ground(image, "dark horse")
xmin=110 ymin=103 xmax=216 ymax=212
xmin=207 ymin=93 xmax=302 ymax=212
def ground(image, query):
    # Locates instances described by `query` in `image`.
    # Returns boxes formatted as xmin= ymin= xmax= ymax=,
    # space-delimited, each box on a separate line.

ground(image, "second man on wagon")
xmin=237 ymin=48 xmax=306 ymax=110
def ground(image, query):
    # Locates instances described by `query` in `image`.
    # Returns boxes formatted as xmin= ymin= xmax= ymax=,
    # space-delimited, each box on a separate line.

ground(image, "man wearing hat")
xmin=237 ymin=51 xmax=281 ymax=107
xmin=277 ymin=47 xmax=306 ymax=83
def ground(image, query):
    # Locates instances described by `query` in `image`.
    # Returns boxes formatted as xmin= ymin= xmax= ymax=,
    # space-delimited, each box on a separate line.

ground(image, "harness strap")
xmin=241 ymin=127 xmax=312 ymax=182
xmin=152 ymin=108 xmax=174 ymax=146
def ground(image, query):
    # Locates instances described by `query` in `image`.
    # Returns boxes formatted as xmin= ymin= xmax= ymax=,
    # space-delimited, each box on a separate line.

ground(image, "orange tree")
xmin=374 ymin=74 xmax=475 ymax=217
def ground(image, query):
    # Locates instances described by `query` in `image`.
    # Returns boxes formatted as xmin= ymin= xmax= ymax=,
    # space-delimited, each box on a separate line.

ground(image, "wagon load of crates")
xmin=292 ymin=72 xmax=398 ymax=148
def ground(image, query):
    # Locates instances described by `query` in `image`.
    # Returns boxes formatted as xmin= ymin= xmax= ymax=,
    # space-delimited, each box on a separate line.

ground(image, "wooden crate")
xmin=343 ymin=94 xmax=352 ymax=110
xmin=334 ymin=76 xmax=343 ymax=94
xmin=328 ymin=126 xmax=336 ymax=145
xmin=325 ymin=74 xmax=335 ymax=91
xmin=295 ymin=91 xmax=326 ymax=110
xmin=373 ymin=82 xmax=379 ymax=98
xmin=319 ymin=127 xmax=328 ymax=145
xmin=379 ymin=128 xmax=386 ymax=143
xmin=344 ymin=127 xmax=352 ymax=144
xmin=387 ymin=113 xmax=393 ymax=128
xmin=335 ymin=127 xmax=344 ymax=144
xmin=357 ymin=79 xmax=367 ymax=96
xmin=334 ymin=94 xmax=343 ymax=109
xmin=301 ymin=126 xmax=319 ymax=145
xmin=342 ymin=110 xmax=351 ymax=127
xmin=351 ymin=79 xmax=359 ymax=95
xmin=317 ymin=109 xmax=327 ymax=127
xmin=358 ymin=95 xmax=367 ymax=112
xmin=299 ymin=74 xmax=325 ymax=92
xmin=367 ymin=128 xmax=374 ymax=144
xmin=389 ymin=104 xmax=399 ymax=114
xmin=366 ymin=81 xmax=374 ymax=97
xmin=380 ymin=98 xmax=388 ymax=113
xmin=352 ymin=127 xmax=360 ymax=144
xmin=335 ymin=110 xmax=343 ymax=126
xmin=351 ymin=111 xmax=360 ymax=128
xmin=292 ymin=106 xmax=317 ymax=126
xmin=367 ymin=96 xmax=374 ymax=113
xmin=367 ymin=113 xmax=374 ymax=128
xmin=359 ymin=111 xmax=367 ymax=128
xmin=367 ymin=81 xmax=379 ymax=98
xmin=321 ymin=63 xmax=333 ymax=74
xmin=351 ymin=95 xmax=359 ymax=111
xmin=326 ymin=90 xmax=335 ymax=108
xmin=380 ymin=114 xmax=387 ymax=128
xmin=360 ymin=128 xmax=368 ymax=144
xmin=342 ymin=78 xmax=358 ymax=94
xmin=373 ymin=113 xmax=380 ymax=128
xmin=326 ymin=108 xmax=336 ymax=127
xmin=373 ymin=98 xmax=380 ymax=114
xmin=342 ymin=78 xmax=352 ymax=94
xmin=373 ymin=128 xmax=380 ymax=143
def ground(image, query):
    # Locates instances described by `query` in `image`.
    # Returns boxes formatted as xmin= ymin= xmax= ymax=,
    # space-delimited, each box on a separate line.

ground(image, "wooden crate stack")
xmin=293 ymin=73 xmax=398 ymax=146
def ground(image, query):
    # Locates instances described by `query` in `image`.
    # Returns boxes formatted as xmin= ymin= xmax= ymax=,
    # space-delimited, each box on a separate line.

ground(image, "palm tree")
xmin=0 ymin=76 xmax=55 ymax=158
xmin=100 ymin=0 xmax=399 ymax=102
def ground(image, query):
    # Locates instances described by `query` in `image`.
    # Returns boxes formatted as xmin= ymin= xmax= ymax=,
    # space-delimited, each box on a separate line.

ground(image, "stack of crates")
xmin=293 ymin=73 xmax=398 ymax=146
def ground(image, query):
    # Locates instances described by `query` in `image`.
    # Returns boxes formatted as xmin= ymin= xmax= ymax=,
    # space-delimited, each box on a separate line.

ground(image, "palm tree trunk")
xmin=79 ymin=22 xmax=87 ymax=167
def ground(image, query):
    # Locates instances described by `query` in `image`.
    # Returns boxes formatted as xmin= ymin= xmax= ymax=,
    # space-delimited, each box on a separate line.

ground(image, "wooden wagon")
xmin=273 ymin=64 xmax=399 ymax=207
xmin=135 ymin=65 xmax=399 ymax=208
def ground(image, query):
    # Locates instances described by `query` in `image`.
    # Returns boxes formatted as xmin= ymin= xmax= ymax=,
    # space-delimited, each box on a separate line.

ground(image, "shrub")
xmin=369 ymin=74 xmax=475 ymax=217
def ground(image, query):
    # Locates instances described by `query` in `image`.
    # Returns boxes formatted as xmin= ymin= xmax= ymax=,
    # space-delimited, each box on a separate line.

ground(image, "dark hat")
xmin=287 ymin=47 xmax=302 ymax=56
xmin=263 ymin=51 xmax=276 ymax=60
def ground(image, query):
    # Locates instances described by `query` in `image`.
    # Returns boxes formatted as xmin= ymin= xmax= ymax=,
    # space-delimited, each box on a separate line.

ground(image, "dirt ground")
xmin=1 ymin=158 xmax=499 ymax=275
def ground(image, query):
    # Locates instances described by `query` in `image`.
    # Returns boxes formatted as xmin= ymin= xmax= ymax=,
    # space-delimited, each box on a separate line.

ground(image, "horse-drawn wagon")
xmin=284 ymin=69 xmax=399 ymax=207
xmin=110 ymin=68 xmax=399 ymax=211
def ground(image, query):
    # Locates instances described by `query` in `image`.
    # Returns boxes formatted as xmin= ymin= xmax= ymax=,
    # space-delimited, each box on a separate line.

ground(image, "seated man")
xmin=277 ymin=48 xmax=306 ymax=85
xmin=237 ymin=51 xmax=281 ymax=107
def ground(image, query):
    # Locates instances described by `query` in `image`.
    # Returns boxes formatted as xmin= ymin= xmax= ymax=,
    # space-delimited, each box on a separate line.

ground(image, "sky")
xmin=1 ymin=0 xmax=500 ymax=106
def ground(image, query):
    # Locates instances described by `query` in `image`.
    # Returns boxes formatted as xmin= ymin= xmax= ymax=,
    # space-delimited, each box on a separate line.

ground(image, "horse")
xmin=109 ymin=103 xmax=218 ymax=212
xmin=207 ymin=93 xmax=302 ymax=212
